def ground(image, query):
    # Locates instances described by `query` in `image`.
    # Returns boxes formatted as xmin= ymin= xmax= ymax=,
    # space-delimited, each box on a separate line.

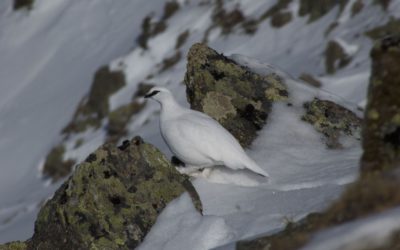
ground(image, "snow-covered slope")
xmin=0 ymin=0 xmax=398 ymax=247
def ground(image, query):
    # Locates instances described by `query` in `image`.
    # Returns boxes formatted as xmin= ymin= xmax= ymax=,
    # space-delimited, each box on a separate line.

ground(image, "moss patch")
xmin=302 ymin=98 xmax=361 ymax=149
xmin=184 ymin=43 xmax=287 ymax=147
xmin=324 ymin=40 xmax=351 ymax=74
xmin=28 ymin=137 xmax=202 ymax=250
xmin=42 ymin=145 xmax=76 ymax=182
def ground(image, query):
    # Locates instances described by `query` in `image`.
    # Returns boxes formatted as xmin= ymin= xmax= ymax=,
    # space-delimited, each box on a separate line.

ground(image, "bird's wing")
xmin=173 ymin=111 xmax=244 ymax=163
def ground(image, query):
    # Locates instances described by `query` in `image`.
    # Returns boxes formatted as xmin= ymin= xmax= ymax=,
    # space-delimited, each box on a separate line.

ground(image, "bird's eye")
xmin=144 ymin=90 xmax=160 ymax=98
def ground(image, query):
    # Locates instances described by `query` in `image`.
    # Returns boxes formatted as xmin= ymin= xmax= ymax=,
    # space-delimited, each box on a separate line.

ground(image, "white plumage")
xmin=145 ymin=87 xmax=269 ymax=178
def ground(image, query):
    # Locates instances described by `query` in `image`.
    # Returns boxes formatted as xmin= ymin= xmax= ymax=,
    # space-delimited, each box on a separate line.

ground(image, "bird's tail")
xmin=243 ymin=158 xmax=270 ymax=178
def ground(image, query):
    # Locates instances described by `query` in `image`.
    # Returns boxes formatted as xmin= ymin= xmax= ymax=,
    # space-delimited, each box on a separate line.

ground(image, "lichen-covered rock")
xmin=0 ymin=241 xmax=27 ymax=250
xmin=28 ymin=137 xmax=201 ymax=250
xmin=361 ymin=34 xmax=400 ymax=174
xmin=302 ymin=98 xmax=361 ymax=149
xmin=184 ymin=43 xmax=288 ymax=147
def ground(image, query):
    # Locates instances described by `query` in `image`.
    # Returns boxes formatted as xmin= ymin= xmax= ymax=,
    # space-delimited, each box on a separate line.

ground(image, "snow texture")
xmin=0 ymin=0 xmax=399 ymax=248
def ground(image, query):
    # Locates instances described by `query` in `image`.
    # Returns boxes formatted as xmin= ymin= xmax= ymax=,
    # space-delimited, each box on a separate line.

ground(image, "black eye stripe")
xmin=144 ymin=90 xmax=160 ymax=98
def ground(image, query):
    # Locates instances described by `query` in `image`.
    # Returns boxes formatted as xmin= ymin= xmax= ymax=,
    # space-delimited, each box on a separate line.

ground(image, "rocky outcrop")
xmin=185 ymin=43 xmax=288 ymax=147
xmin=2 ymin=137 xmax=201 ymax=250
xmin=237 ymin=34 xmax=400 ymax=250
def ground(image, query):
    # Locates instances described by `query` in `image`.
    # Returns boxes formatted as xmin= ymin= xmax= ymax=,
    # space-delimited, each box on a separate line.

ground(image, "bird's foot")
xmin=175 ymin=166 xmax=200 ymax=175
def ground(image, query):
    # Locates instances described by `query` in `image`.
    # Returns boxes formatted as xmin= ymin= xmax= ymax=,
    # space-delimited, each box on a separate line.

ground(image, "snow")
xmin=302 ymin=207 xmax=400 ymax=250
xmin=138 ymin=193 xmax=235 ymax=250
xmin=0 ymin=0 xmax=399 ymax=248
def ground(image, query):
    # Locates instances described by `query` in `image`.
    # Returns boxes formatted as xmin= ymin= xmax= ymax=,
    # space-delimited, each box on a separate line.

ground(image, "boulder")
xmin=0 ymin=137 xmax=201 ymax=250
xmin=184 ymin=43 xmax=288 ymax=147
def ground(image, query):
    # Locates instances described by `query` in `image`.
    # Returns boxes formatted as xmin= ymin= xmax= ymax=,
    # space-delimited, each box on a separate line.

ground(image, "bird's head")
xmin=144 ymin=87 xmax=174 ymax=105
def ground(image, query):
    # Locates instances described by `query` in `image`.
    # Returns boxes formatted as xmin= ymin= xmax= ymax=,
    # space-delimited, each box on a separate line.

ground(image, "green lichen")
xmin=185 ymin=43 xmax=287 ymax=147
xmin=0 ymin=241 xmax=27 ymax=250
xmin=202 ymin=92 xmax=237 ymax=121
xmin=302 ymin=98 xmax=361 ymax=149
xmin=264 ymin=74 xmax=289 ymax=101
xmin=28 ymin=137 xmax=201 ymax=250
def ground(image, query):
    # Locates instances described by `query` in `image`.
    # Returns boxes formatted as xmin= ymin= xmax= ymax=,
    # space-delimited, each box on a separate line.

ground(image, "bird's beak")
xmin=144 ymin=93 xmax=151 ymax=98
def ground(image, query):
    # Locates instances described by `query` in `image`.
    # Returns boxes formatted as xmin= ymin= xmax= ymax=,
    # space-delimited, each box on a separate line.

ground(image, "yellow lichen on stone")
xmin=368 ymin=109 xmax=380 ymax=120
xmin=202 ymin=91 xmax=237 ymax=121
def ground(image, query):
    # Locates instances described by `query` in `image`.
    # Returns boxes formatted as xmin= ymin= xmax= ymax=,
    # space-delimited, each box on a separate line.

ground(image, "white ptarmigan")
xmin=145 ymin=87 xmax=269 ymax=178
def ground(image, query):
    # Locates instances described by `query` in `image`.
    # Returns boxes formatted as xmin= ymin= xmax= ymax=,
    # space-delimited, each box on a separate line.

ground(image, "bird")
xmin=144 ymin=87 xmax=269 ymax=178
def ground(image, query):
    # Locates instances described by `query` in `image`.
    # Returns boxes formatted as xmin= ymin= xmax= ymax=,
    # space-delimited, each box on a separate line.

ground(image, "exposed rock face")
xmin=184 ymin=43 xmax=288 ymax=147
xmin=361 ymin=35 xmax=400 ymax=174
xmin=237 ymin=34 xmax=400 ymax=250
xmin=302 ymin=98 xmax=361 ymax=149
xmin=24 ymin=137 xmax=201 ymax=250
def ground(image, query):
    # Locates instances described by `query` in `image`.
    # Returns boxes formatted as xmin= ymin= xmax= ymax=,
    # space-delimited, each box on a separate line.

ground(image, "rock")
xmin=184 ymin=43 xmax=288 ymax=147
xmin=298 ymin=0 xmax=347 ymax=23
xmin=42 ymin=145 xmax=76 ymax=182
xmin=23 ymin=137 xmax=201 ymax=250
xmin=324 ymin=40 xmax=352 ymax=74
xmin=13 ymin=0 xmax=34 ymax=10
xmin=361 ymin=34 xmax=400 ymax=174
xmin=62 ymin=65 xmax=126 ymax=135
xmin=299 ymin=73 xmax=322 ymax=87
xmin=236 ymin=34 xmax=400 ymax=250
xmin=302 ymin=98 xmax=361 ymax=149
